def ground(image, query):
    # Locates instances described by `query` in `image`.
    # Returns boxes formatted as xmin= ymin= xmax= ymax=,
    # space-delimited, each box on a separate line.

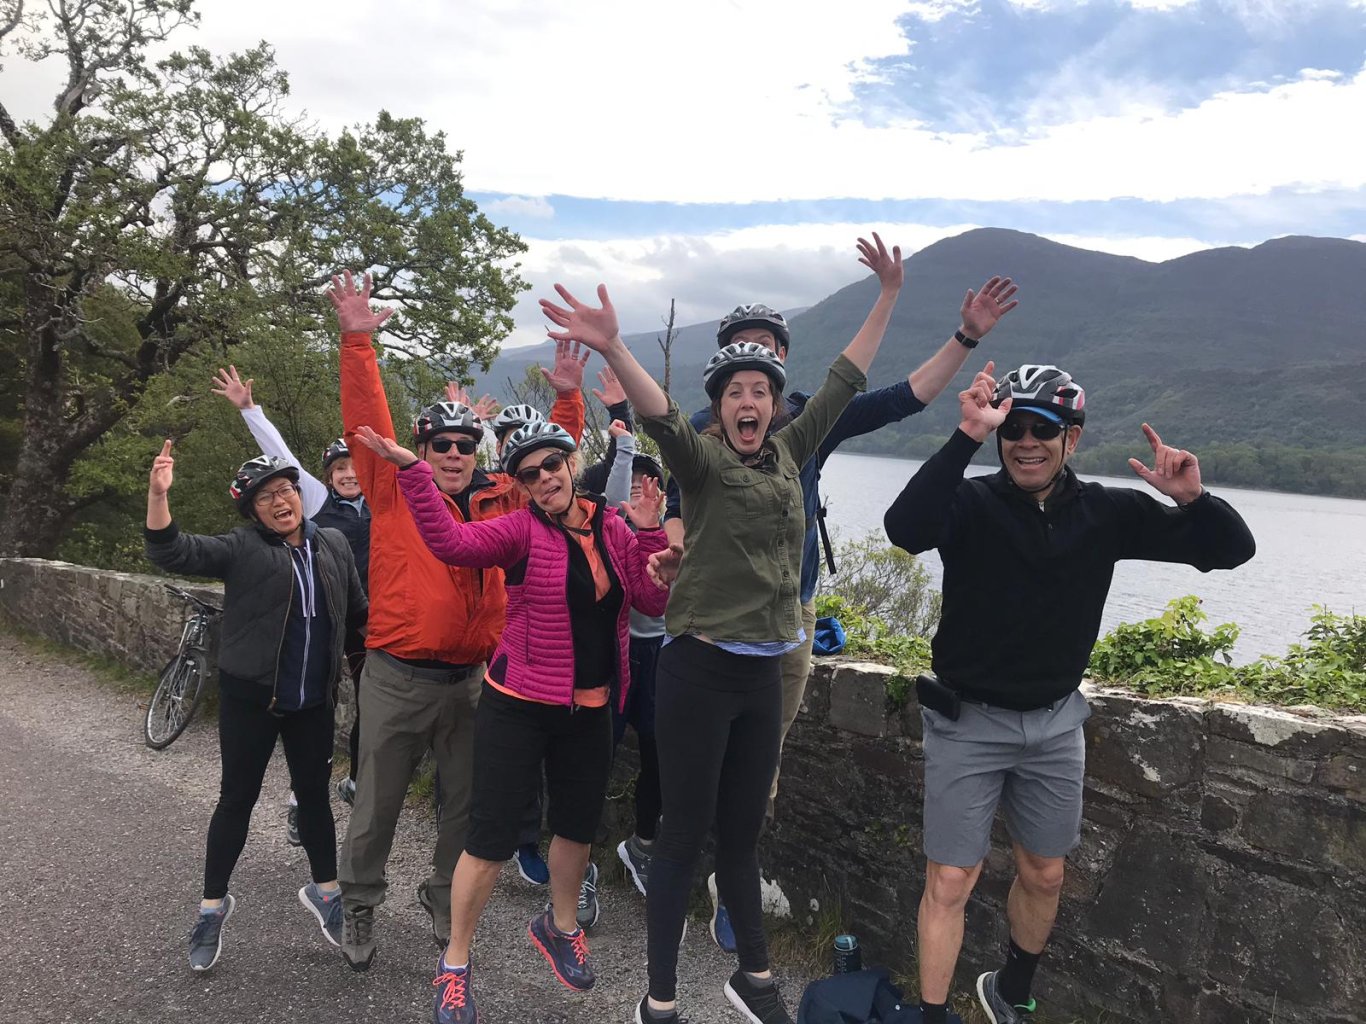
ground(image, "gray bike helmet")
xmin=992 ymin=364 xmax=1086 ymax=426
xmin=717 ymin=303 xmax=791 ymax=350
xmin=229 ymin=455 xmax=300 ymax=517
xmin=413 ymin=401 xmax=482 ymax=444
xmin=321 ymin=437 xmax=350 ymax=472
xmin=702 ymin=342 xmax=788 ymax=400
xmin=491 ymin=403 xmax=545 ymax=440
xmin=501 ymin=421 xmax=577 ymax=477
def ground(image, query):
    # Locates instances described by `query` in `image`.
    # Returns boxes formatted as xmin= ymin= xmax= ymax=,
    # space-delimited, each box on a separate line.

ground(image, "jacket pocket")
xmin=717 ymin=466 xmax=767 ymax=519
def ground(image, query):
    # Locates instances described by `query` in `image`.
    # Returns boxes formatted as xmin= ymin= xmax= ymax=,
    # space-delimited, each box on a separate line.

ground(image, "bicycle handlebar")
xmin=163 ymin=583 xmax=222 ymax=615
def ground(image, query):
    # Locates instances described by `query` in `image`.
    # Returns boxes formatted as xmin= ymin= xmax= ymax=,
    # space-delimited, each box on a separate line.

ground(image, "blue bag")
xmin=813 ymin=615 xmax=847 ymax=656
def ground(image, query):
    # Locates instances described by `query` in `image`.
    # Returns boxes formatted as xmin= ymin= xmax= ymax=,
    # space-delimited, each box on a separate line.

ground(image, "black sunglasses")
xmin=514 ymin=451 xmax=568 ymax=485
xmin=428 ymin=436 xmax=478 ymax=455
xmin=999 ymin=417 xmax=1066 ymax=442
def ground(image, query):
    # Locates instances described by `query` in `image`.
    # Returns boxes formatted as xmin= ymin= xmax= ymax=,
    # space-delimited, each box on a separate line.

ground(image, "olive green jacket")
xmin=641 ymin=355 xmax=867 ymax=643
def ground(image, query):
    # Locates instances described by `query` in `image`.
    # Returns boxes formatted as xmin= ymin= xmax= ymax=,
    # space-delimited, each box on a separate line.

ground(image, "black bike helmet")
xmin=321 ymin=437 xmax=350 ymax=472
xmin=413 ymin=401 xmax=482 ymax=444
xmin=501 ymin=421 xmax=577 ymax=477
xmin=632 ymin=454 xmax=664 ymax=484
xmin=992 ymin=364 xmax=1086 ymax=426
xmin=717 ymin=303 xmax=790 ymax=350
xmin=702 ymin=342 xmax=788 ymax=400
xmin=229 ymin=455 xmax=300 ymax=517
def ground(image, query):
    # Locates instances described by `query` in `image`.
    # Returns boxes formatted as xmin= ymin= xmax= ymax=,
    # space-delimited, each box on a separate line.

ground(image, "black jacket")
xmin=312 ymin=491 xmax=372 ymax=594
xmin=145 ymin=518 xmax=368 ymax=708
xmin=884 ymin=429 xmax=1256 ymax=710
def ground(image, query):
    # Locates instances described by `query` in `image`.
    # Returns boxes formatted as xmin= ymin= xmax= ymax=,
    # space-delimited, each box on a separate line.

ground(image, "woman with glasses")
xmin=144 ymin=445 xmax=368 ymax=972
xmin=353 ymin=418 xmax=669 ymax=1024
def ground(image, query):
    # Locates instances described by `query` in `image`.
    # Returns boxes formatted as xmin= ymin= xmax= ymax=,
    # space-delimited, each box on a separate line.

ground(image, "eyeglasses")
xmin=253 ymin=482 xmax=299 ymax=506
xmin=514 ymin=451 xmax=568 ymax=485
xmin=428 ymin=436 xmax=478 ymax=456
xmin=999 ymin=417 xmax=1067 ymax=442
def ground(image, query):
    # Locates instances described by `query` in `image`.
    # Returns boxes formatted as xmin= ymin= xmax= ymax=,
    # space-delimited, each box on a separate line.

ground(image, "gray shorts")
xmin=921 ymin=689 xmax=1090 ymax=867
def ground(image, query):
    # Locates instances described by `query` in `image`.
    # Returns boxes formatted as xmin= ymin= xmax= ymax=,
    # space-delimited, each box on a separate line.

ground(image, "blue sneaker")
xmin=515 ymin=842 xmax=550 ymax=885
xmin=527 ymin=909 xmax=595 ymax=991
xmin=188 ymin=894 xmax=235 ymax=972
xmin=433 ymin=959 xmax=478 ymax=1023
xmin=297 ymin=883 xmax=343 ymax=947
xmin=707 ymin=874 xmax=737 ymax=954
xmin=976 ymin=971 xmax=1035 ymax=1023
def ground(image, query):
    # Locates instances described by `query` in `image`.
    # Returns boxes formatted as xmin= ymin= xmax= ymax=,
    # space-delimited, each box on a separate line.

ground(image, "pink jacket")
xmin=397 ymin=461 xmax=669 ymax=709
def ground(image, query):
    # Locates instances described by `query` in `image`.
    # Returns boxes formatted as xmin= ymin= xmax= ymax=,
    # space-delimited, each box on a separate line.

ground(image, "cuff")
xmin=144 ymin=522 xmax=180 ymax=543
xmin=341 ymin=331 xmax=373 ymax=348
xmin=830 ymin=353 xmax=869 ymax=393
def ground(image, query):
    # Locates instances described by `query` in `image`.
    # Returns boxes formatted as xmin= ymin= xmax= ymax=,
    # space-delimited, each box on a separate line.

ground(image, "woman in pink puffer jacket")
xmin=354 ymin=420 xmax=668 ymax=1021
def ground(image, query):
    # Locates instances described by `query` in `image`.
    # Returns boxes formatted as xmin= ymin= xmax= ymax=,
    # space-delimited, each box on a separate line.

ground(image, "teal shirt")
xmin=641 ymin=355 xmax=867 ymax=643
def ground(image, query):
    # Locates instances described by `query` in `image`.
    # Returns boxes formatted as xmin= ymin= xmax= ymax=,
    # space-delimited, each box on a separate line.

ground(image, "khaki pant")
xmin=770 ymin=598 xmax=818 ymax=813
xmin=339 ymin=650 xmax=481 ymax=929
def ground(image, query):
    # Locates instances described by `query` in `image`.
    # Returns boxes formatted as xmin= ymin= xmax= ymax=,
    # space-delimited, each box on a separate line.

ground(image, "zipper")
xmin=270 ymin=546 xmax=294 ymax=712
xmin=290 ymin=540 xmax=316 ymax=710
xmin=319 ymin=540 xmax=342 ymax=707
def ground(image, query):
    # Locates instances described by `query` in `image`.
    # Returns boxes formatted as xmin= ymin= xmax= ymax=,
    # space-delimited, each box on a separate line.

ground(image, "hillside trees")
xmin=0 ymin=0 xmax=526 ymax=557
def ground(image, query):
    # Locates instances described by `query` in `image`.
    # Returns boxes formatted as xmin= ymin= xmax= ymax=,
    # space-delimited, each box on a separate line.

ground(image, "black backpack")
xmin=797 ymin=968 xmax=922 ymax=1024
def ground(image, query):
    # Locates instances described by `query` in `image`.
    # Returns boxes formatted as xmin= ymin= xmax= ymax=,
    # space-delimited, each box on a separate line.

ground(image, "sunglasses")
xmin=999 ymin=417 xmax=1067 ymax=442
xmin=514 ymin=451 xmax=568 ymax=485
xmin=428 ymin=436 xmax=479 ymax=456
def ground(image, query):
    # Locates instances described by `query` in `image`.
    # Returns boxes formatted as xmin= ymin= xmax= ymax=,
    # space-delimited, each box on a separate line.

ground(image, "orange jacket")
xmin=340 ymin=331 xmax=585 ymax=664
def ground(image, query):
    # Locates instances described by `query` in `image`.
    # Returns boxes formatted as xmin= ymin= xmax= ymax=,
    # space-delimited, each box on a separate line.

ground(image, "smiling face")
xmin=513 ymin=446 xmax=577 ymax=516
xmin=419 ymin=430 xmax=478 ymax=496
xmin=251 ymin=477 xmax=304 ymax=542
xmin=328 ymin=457 xmax=361 ymax=499
xmin=717 ymin=369 xmax=778 ymax=456
xmin=728 ymin=326 xmax=786 ymax=361
xmin=999 ymin=411 xmax=1081 ymax=499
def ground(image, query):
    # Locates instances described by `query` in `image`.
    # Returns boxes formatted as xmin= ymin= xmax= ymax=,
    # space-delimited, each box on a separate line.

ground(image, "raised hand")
xmin=856 ymin=232 xmax=904 ymax=294
xmin=592 ymin=366 xmax=626 ymax=408
xmin=210 ymin=366 xmax=255 ymax=410
xmin=540 ymin=284 xmax=622 ymax=356
xmin=1128 ymin=423 xmax=1203 ymax=504
xmin=646 ymin=540 xmax=683 ymax=590
xmin=354 ymin=425 xmax=419 ymax=468
xmin=958 ymin=360 xmax=1009 ymax=442
xmin=445 ymin=382 xmax=497 ymax=421
xmin=327 ymin=270 xmax=396 ymax=335
xmin=472 ymin=394 xmax=499 ymax=421
xmin=538 ymin=336 xmax=592 ymax=394
xmin=623 ymin=475 xmax=664 ymax=529
xmin=960 ymin=276 xmax=1020 ymax=341
xmin=608 ymin=418 xmax=630 ymax=439
xmin=149 ymin=439 xmax=175 ymax=495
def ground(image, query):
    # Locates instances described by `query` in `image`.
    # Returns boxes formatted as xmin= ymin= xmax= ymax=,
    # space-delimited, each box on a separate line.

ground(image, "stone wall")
xmin=765 ymin=660 xmax=1366 ymax=1024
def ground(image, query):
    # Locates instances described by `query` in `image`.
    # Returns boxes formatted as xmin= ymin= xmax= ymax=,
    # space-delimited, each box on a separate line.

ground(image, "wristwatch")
xmin=954 ymin=329 xmax=979 ymax=349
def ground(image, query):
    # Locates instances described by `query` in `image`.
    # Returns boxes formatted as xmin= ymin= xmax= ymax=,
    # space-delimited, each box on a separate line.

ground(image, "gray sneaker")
xmin=576 ymin=861 xmax=600 ymax=932
xmin=417 ymin=880 xmax=450 ymax=947
xmin=335 ymin=777 xmax=356 ymax=806
xmin=341 ymin=905 xmax=376 ymax=972
xmin=297 ymin=883 xmax=344 ymax=947
xmin=617 ymin=835 xmax=651 ymax=896
xmin=188 ymin=894 xmax=235 ymax=972
xmin=286 ymin=803 xmax=302 ymax=846
xmin=976 ymin=971 xmax=1035 ymax=1024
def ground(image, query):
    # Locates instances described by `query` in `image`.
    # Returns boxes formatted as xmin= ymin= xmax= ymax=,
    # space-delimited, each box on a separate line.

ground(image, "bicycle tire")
xmin=144 ymin=651 xmax=208 ymax=750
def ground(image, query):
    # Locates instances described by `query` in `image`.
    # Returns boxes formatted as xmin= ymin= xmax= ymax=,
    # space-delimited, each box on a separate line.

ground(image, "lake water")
xmin=817 ymin=451 xmax=1366 ymax=663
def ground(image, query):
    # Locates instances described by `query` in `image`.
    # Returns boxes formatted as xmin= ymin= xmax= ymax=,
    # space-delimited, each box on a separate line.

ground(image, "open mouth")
xmin=273 ymin=508 xmax=295 ymax=523
xmin=736 ymin=416 xmax=760 ymax=445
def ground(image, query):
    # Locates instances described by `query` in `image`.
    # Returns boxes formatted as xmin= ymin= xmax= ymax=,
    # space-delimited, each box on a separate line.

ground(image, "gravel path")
xmin=0 ymin=629 xmax=807 ymax=1024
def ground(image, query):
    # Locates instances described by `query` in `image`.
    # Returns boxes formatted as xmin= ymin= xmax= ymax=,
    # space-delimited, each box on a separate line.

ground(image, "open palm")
xmin=540 ymin=284 xmax=621 ymax=355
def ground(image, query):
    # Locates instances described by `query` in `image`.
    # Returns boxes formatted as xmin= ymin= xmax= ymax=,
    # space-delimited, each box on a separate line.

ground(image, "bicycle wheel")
xmin=144 ymin=652 xmax=208 ymax=750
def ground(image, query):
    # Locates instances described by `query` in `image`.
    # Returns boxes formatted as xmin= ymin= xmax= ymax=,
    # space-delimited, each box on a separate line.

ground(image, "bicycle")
xmin=144 ymin=583 xmax=220 ymax=750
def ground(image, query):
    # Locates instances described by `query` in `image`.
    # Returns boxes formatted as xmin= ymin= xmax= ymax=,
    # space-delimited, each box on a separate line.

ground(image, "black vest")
xmin=312 ymin=492 xmax=371 ymax=595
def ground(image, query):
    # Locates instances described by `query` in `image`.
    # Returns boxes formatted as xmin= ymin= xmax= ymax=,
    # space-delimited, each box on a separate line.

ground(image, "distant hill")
xmin=479 ymin=230 xmax=1366 ymax=496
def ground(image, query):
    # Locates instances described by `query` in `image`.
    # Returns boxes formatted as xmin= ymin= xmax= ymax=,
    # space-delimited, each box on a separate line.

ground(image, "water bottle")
xmin=833 ymin=934 xmax=862 ymax=974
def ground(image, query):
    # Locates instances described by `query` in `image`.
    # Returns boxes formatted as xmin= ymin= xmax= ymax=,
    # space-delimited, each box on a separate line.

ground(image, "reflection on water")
xmin=819 ymin=451 xmax=1366 ymax=662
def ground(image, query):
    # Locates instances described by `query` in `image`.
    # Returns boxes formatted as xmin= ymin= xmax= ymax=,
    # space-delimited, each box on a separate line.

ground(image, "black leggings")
xmin=204 ymin=692 xmax=337 ymax=899
xmin=346 ymin=649 xmax=366 ymax=781
xmin=614 ymin=635 xmax=663 ymax=840
xmin=646 ymin=637 xmax=782 ymax=1001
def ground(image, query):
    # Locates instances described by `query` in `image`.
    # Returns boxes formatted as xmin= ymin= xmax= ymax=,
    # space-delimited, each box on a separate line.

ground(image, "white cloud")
xmin=483 ymin=195 xmax=555 ymax=220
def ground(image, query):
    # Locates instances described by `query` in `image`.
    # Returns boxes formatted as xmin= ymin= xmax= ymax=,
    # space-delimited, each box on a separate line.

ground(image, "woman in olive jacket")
xmin=144 ymin=441 xmax=367 ymax=973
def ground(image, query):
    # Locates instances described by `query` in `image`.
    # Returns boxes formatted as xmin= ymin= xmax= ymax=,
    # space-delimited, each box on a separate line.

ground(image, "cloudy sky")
xmin=9 ymin=0 xmax=1366 ymax=346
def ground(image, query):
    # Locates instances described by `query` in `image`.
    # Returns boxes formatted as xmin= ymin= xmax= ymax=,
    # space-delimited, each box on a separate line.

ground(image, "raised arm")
xmin=143 ymin=440 xmax=234 ymax=578
xmin=603 ymin=420 xmax=636 ymax=506
xmin=905 ymin=277 xmax=1019 ymax=405
xmin=840 ymin=233 xmax=903 ymax=374
xmin=329 ymin=271 xmax=399 ymax=510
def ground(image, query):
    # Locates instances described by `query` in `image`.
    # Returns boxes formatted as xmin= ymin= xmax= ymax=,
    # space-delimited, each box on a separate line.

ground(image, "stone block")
xmin=1238 ymin=788 xmax=1366 ymax=875
xmin=1207 ymin=734 xmax=1317 ymax=784
xmin=828 ymin=662 xmax=899 ymax=738
xmin=1084 ymin=692 xmax=1205 ymax=799
xmin=1316 ymin=752 xmax=1366 ymax=799
xmin=1211 ymin=703 xmax=1344 ymax=757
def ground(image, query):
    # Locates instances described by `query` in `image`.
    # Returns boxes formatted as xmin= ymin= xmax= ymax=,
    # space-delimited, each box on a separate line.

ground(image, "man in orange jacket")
xmin=329 ymin=271 xmax=586 ymax=971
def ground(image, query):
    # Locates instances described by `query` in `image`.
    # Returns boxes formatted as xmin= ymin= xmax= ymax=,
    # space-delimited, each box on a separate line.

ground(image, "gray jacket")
xmin=145 ymin=519 xmax=368 ymax=706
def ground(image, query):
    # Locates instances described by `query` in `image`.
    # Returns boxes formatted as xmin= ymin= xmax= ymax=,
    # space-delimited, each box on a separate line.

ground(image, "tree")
xmin=657 ymin=297 xmax=677 ymax=395
xmin=0 ymin=0 xmax=526 ymax=556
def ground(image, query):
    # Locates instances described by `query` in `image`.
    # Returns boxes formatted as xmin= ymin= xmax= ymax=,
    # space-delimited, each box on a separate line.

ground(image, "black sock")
xmin=998 ymin=937 xmax=1043 ymax=1006
xmin=920 ymin=1001 xmax=948 ymax=1024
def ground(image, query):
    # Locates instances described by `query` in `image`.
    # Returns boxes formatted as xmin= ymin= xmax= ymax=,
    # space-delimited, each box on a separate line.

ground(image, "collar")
xmin=986 ymin=464 xmax=1081 ymax=511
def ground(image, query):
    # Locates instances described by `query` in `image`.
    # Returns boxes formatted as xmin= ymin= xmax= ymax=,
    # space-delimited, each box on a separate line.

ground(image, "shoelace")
xmin=188 ymin=915 xmax=219 ymax=945
xmin=744 ymin=982 xmax=785 ymax=1021
xmin=569 ymin=929 xmax=590 ymax=966
xmin=433 ymin=970 xmax=468 ymax=1009
xmin=577 ymin=876 xmax=596 ymax=910
xmin=347 ymin=911 xmax=373 ymax=943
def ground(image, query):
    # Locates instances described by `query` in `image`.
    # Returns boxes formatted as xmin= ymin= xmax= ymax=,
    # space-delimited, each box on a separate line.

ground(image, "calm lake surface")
xmin=818 ymin=451 xmax=1366 ymax=663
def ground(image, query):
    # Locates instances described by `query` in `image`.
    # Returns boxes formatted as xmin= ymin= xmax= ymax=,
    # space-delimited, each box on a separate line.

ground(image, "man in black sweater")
xmin=884 ymin=362 xmax=1255 ymax=1024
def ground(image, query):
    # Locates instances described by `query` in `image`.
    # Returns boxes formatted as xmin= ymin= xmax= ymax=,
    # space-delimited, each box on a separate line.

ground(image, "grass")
xmin=0 ymin=616 xmax=159 ymax=698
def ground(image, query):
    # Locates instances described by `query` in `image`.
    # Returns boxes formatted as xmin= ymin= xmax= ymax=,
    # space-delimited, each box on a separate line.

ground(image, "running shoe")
xmin=515 ymin=842 xmax=550 ymax=885
xmin=341 ymin=905 xmax=376 ymax=972
xmin=417 ymin=880 xmax=450 ymax=946
xmin=433 ymin=959 xmax=478 ymax=1024
xmin=976 ymin=971 xmax=1036 ymax=1024
xmin=336 ymin=777 xmax=356 ymax=806
xmin=617 ymin=834 xmax=651 ymax=896
xmin=188 ymin=894 xmax=235 ymax=972
xmin=297 ymin=883 xmax=344 ymax=947
xmin=723 ymin=970 xmax=793 ymax=1024
xmin=527 ymin=909 xmax=595 ymax=991
xmin=286 ymin=803 xmax=302 ymax=846
xmin=634 ymin=995 xmax=694 ymax=1023
xmin=577 ymin=860 xmax=601 ymax=932
xmin=707 ymin=873 xmax=737 ymax=953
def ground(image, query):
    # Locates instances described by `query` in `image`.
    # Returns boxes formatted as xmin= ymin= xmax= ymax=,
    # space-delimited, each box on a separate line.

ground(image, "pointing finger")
xmin=160 ymin=439 xmax=173 ymax=457
xmin=1141 ymin=422 xmax=1162 ymax=453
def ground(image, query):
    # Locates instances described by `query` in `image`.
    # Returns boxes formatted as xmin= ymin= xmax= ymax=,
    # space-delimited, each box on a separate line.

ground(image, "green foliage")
xmin=817 ymin=530 xmax=941 ymax=638
xmin=1088 ymin=597 xmax=1366 ymax=711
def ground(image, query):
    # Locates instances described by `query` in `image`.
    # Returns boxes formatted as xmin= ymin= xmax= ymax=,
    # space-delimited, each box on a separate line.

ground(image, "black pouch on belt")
xmin=915 ymin=672 xmax=961 ymax=721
